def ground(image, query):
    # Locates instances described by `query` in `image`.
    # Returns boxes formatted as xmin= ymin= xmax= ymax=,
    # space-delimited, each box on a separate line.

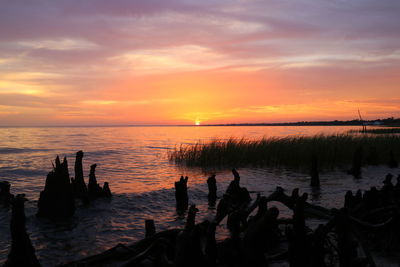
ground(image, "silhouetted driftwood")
xmin=62 ymin=169 xmax=400 ymax=267
xmin=174 ymin=176 xmax=189 ymax=211
xmin=266 ymin=187 xmax=331 ymax=219
xmin=215 ymin=169 xmax=251 ymax=224
xmin=0 ymin=181 xmax=14 ymax=206
xmin=37 ymin=156 xmax=75 ymax=218
xmin=4 ymin=194 xmax=40 ymax=267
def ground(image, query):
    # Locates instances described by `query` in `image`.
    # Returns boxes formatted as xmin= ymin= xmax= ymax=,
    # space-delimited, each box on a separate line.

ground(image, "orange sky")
xmin=1 ymin=0 xmax=399 ymax=126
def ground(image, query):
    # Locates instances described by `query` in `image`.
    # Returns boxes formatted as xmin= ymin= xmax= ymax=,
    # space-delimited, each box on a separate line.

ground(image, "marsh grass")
xmin=169 ymin=134 xmax=400 ymax=170
xmin=348 ymin=128 xmax=400 ymax=134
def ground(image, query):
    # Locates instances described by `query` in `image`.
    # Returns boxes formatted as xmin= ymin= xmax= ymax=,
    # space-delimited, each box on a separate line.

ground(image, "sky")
xmin=0 ymin=0 xmax=399 ymax=126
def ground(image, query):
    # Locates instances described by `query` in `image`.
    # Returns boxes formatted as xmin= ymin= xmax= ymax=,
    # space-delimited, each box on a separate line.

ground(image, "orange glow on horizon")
xmin=1 ymin=1 xmax=400 ymax=126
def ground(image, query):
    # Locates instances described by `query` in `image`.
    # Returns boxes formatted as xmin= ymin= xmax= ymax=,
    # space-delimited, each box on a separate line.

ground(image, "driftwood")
xmin=266 ymin=187 xmax=332 ymax=219
xmin=61 ymin=229 xmax=181 ymax=266
xmin=54 ymin=169 xmax=400 ymax=267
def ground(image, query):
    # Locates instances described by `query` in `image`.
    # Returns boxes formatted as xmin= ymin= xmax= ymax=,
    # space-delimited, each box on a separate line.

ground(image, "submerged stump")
xmin=88 ymin=164 xmax=112 ymax=199
xmin=37 ymin=156 xmax=75 ymax=218
xmin=5 ymin=195 xmax=40 ymax=267
xmin=71 ymin=150 xmax=88 ymax=198
xmin=175 ymin=176 xmax=189 ymax=211
xmin=145 ymin=219 xmax=156 ymax=238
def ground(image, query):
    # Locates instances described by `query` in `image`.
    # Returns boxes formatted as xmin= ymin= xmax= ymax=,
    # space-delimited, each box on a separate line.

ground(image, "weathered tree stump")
xmin=205 ymin=222 xmax=217 ymax=267
xmin=87 ymin=164 xmax=111 ymax=198
xmin=88 ymin=164 xmax=102 ymax=197
xmin=287 ymin=193 xmax=310 ymax=267
xmin=37 ymin=156 xmax=75 ymax=218
xmin=335 ymin=210 xmax=359 ymax=267
xmin=72 ymin=150 xmax=88 ymax=197
xmin=174 ymin=176 xmax=189 ymax=211
xmin=175 ymin=205 xmax=201 ymax=267
xmin=4 ymin=194 xmax=40 ymax=267
xmin=102 ymin=182 xmax=112 ymax=198
xmin=145 ymin=219 xmax=156 ymax=238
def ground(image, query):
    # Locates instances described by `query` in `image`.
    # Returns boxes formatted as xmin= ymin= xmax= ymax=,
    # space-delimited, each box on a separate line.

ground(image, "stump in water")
xmin=388 ymin=150 xmax=398 ymax=168
xmin=88 ymin=164 xmax=102 ymax=197
xmin=348 ymin=146 xmax=363 ymax=178
xmin=207 ymin=175 xmax=217 ymax=205
xmin=72 ymin=150 xmax=88 ymax=197
xmin=102 ymin=182 xmax=112 ymax=197
xmin=37 ymin=156 xmax=75 ymax=218
xmin=4 ymin=195 xmax=40 ymax=267
xmin=0 ymin=181 xmax=14 ymax=206
xmin=87 ymin=164 xmax=112 ymax=198
xmin=310 ymin=154 xmax=320 ymax=187
xmin=145 ymin=219 xmax=156 ymax=238
xmin=175 ymin=176 xmax=189 ymax=211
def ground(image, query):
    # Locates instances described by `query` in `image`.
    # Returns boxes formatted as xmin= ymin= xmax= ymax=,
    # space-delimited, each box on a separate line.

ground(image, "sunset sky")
xmin=1 ymin=0 xmax=399 ymax=126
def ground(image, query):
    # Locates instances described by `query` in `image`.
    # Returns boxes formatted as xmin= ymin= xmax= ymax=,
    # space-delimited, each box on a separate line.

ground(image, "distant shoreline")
xmin=0 ymin=117 xmax=398 ymax=128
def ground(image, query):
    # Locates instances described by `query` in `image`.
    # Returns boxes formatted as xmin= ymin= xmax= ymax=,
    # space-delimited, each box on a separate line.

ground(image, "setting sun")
xmin=195 ymin=120 xmax=201 ymax=126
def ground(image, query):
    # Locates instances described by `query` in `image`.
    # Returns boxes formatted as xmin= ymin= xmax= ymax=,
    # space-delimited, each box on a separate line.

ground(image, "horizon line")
xmin=0 ymin=117 xmax=394 ymax=128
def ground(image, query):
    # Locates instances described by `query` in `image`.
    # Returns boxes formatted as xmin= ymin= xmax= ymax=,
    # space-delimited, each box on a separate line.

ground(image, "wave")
xmin=0 ymin=147 xmax=53 ymax=154
xmin=145 ymin=146 xmax=171 ymax=150
xmin=0 ymin=167 xmax=46 ymax=177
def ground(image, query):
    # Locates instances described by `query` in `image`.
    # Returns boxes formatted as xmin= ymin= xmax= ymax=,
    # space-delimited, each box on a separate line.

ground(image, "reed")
xmin=168 ymin=134 xmax=400 ymax=169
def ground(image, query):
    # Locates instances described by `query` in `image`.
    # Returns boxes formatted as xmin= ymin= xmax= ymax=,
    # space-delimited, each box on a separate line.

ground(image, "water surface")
xmin=0 ymin=126 xmax=395 ymax=266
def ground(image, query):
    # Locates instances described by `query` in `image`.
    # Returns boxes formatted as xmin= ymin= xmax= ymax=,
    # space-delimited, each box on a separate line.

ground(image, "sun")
xmin=195 ymin=120 xmax=201 ymax=126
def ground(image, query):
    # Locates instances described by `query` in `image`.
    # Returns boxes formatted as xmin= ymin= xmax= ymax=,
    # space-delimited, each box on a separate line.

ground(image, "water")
xmin=0 ymin=126 xmax=396 ymax=266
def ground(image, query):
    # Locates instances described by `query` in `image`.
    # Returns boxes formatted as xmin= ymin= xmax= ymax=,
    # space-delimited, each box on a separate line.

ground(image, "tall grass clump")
xmin=168 ymin=134 xmax=400 ymax=170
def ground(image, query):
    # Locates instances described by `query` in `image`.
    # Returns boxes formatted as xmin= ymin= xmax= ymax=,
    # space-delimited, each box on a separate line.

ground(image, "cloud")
xmin=0 ymin=0 xmax=400 ymax=125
